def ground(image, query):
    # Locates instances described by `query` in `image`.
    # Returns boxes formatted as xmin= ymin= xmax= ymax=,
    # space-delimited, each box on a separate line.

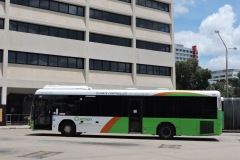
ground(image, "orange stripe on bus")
xmin=154 ymin=92 xmax=204 ymax=96
xmin=100 ymin=117 xmax=121 ymax=133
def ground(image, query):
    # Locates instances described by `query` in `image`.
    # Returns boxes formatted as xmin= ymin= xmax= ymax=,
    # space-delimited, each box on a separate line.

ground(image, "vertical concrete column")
xmin=132 ymin=62 xmax=137 ymax=87
xmin=169 ymin=1 xmax=176 ymax=89
xmin=85 ymin=0 xmax=90 ymax=42
xmin=131 ymin=0 xmax=137 ymax=87
xmin=0 ymin=87 xmax=7 ymax=126
xmin=131 ymin=0 xmax=136 ymax=48
xmin=0 ymin=0 xmax=10 ymax=125
xmin=84 ymin=58 xmax=89 ymax=84
xmin=84 ymin=0 xmax=90 ymax=85
xmin=1 ymin=86 xmax=7 ymax=105
xmin=5 ymin=0 xmax=9 ymax=28
xmin=3 ymin=0 xmax=9 ymax=80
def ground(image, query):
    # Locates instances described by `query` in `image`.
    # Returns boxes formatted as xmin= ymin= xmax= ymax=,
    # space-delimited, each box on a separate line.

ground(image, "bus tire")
xmin=158 ymin=124 xmax=175 ymax=140
xmin=76 ymin=132 xmax=83 ymax=136
xmin=60 ymin=121 xmax=76 ymax=137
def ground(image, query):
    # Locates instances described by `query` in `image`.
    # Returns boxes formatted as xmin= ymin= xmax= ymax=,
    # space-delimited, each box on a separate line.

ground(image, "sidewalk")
xmin=222 ymin=130 xmax=240 ymax=133
xmin=0 ymin=125 xmax=30 ymax=129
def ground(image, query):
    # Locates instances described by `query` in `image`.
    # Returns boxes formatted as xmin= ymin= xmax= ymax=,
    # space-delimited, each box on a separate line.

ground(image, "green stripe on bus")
xmin=109 ymin=117 xmax=128 ymax=133
xmin=107 ymin=111 xmax=222 ymax=136
xmin=142 ymin=111 xmax=222 ymax=136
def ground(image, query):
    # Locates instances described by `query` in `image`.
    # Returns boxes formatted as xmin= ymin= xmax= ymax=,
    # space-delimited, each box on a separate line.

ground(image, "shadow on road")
xmin=26 ymin=133 xmax=219 ymax=142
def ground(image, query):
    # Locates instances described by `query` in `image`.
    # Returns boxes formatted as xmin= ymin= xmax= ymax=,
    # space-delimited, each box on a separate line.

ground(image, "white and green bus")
xmin=30 ymin=85 xmax=223 ymax=139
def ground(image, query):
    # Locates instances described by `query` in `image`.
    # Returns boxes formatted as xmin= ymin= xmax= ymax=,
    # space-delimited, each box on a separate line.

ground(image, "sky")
xmin=174 ymin=0 xmax=240 ymax=71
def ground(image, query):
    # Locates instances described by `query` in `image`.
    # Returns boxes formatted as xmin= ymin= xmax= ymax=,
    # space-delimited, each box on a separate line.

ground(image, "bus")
xmin=30 ymin=85 xmax=223 ymax=139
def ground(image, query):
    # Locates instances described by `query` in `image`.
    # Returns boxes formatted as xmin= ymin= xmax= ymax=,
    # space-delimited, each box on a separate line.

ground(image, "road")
xmin=0 ymin=129 xmax=240 ymax=160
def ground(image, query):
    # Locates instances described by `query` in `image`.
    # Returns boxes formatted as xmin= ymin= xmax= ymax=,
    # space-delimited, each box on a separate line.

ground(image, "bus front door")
xmin=129 ymin=99 xmax=143 ymax=133
xmin=34 ymin=99 xmax=52 ymax=130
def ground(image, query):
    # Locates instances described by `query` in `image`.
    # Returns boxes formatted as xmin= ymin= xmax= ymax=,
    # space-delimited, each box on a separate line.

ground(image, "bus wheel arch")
xmin=59 ymin=120 xmax=76 ymax=137
xmin=157 ymin=123 xmax=176 ymax=140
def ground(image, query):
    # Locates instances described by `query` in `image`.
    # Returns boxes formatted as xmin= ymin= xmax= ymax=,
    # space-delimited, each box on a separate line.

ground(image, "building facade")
xmin=0 ymin=0 xmax=175 ymax=125
xmin=209 ymin=69 xmax=240 ymax=83
xmin=175 ymin=44 xmax=198 ymax=62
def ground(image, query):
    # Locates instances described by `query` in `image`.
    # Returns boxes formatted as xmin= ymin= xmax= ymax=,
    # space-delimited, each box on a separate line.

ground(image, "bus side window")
xmin=202 ymin=97 xmax=217 ymax=119
xmin=52 ymin=96 xmax=67 ymax=115
xmin=66 ymin=96 xmax=80 ymax=116
xmin=155 ymin=97 xmax=177 ymax=118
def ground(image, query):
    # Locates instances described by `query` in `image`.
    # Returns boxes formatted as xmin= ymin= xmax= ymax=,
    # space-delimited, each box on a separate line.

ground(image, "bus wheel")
xmin=158 ymin=124 xmax=175 ymax=140
xmin=60 ymin=121 xmax=76 ymax=137
xmin=76 ymin=132 xmax=83 ymax=136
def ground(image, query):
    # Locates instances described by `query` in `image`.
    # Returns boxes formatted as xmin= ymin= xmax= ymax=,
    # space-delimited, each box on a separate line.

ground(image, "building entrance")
xmin=7 ymin=94 xmax=33 ymax=125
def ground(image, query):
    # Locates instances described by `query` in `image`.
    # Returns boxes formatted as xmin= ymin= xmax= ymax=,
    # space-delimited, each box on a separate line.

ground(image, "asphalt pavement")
xmin=0 ymin=125 xmax=30 ymax=129
xmin=1 ymin=129 xmax=240 ymax=160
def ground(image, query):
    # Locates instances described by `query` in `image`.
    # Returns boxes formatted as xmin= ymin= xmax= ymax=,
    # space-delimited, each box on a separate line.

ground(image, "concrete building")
xmin=0 ymin=0 xmax=174 ymax=125
xmin=175 ymin=44 xmax=198 ymax=62
xmin=209 ymin=69 xmax=240 ymax=83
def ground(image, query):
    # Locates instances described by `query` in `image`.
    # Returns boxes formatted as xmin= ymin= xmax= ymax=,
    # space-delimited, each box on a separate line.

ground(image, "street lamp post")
xmin=215 ymin=30 xmax=237 ymax=97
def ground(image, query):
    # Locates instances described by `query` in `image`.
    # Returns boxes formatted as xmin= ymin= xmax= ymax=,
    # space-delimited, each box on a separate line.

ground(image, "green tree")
xmin=176 ymin=58 xmax=211 ymax=90
xmin=207 ymin=81 xmax=234 ymax=97
xmin=207 ymin=82 xmax=226 ymax=96
xmin=230 ymin=71 xmax=240 ymax=97
xmin=207 ymin=70 xmax=240 ymax=97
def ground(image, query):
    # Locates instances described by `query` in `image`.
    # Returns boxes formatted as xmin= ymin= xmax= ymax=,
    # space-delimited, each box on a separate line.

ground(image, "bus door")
xmin=129 ymin=99 xmax=143 ymax=133
xmin=34 ymin=97 xmax=52 ymax=130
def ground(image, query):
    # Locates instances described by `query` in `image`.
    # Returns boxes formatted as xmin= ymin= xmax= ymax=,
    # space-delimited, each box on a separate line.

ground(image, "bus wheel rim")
xmin=64 ymin=126 xmax=71 ymax=133
xmin=162 ymin=127 xmax=171 ymax=137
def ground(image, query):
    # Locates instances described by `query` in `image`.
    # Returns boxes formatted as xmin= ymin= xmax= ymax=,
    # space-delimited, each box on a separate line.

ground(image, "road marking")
xmin=159 ymin=144 xmax=182 ymax=149
xmin=18 ymin=151 xmax=62 ymax=159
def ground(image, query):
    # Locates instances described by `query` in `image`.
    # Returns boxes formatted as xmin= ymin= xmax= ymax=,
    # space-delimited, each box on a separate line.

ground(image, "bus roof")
xmin=35 ymin=85 xmax=221 ymax=97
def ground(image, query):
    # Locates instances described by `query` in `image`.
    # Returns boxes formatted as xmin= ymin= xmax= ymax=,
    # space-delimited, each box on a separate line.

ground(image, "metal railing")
xmin=6 ymin=114 xmax=30 ymax=125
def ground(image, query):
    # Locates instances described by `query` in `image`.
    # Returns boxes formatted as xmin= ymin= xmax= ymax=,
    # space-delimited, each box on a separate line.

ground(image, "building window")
xmin=90 ymin=33 xmax=132 ymax=47
xmin=136 ymin=40 xmax=171 ymax=52
xmin=137 ymin=64 xmax=171 ymax=76
xmin=136 ymin=0 xmax=169 ymax=12
xmin=136 ymin=18 xmax=170 ymax=33
xmin=90 ymin=9 xmax=131 ymax=25
xmin=0 ymin=50 xmax=3 ymax=63
xmin=90 ymin=59 xmax=131 ymax=73
xmin=9 ymin=20 xmax=84 ymax=41
xmin=118 ymin=0 xmax=131 ymax=3
xmin=0 ymin=18 xmax=4 ymax=29
xmin=17 ymin=52 xmax=27 ymax=64
xmin=28 ymin=53 xmax=38 ymax=65
xmin=8 ymin=51 xmax=84 ymax=69
xmin=10 ymin=0 xmax=85 ymax=17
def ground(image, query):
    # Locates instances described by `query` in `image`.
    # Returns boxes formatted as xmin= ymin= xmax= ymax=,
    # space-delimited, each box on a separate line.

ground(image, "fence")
xmin=223 ymin=98 xmax=240 ymax=130
xmin=6 ymin=114 xmax=30 ymax=125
